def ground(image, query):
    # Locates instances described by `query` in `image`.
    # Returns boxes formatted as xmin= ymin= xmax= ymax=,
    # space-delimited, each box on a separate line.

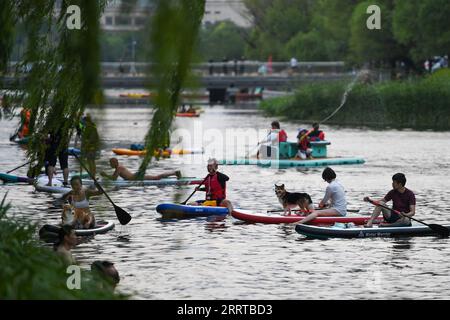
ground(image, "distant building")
xmin=98 ymin=0 xmax=251 ymax=32
xmin=203 ymin=0 xmax=251 ymax=27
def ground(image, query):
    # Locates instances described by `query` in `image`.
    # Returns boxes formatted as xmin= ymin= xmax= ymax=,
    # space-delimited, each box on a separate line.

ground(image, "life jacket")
xmin=299 ymin=136 xmax=311 ymax=151
xmin=278 ymin=129 xmax=287 ymax=142
xmin=204 ymin=172 xmax=229 ymax=200
xmin=19 ymin=109 xmax=31 ymax=138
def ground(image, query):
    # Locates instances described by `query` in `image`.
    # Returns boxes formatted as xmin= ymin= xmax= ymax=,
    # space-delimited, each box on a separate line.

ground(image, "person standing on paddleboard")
xmin=364 ymin=173 xmax=416 ymax=228
xmin=45 ymin=124 xmax=70 ymax=187
xmin=297 ymin=167 xmax=347 ymax=224
xmin=191 ymin=158 xmax=233 ymax=214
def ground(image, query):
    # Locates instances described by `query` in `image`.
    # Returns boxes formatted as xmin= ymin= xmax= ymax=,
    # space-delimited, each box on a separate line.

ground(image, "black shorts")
xmin=45 ymin=149 xmax=69 ymax=170
xmin=383 ymin=211 xmax=401 ymax=224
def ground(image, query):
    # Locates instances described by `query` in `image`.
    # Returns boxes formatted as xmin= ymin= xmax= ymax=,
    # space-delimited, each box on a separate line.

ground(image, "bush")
xmin=261 ymin=69 xmax=450 ymax=130
xmin=0 ymin=195 xmax=127 ymax=299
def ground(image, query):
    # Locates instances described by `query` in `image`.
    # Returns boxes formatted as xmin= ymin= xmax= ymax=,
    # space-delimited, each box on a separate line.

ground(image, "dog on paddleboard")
xmin=274 ymin=184 xmax=313 ymax=215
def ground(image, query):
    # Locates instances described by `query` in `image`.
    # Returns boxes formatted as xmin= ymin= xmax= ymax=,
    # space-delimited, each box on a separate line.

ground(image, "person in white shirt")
xmin=297 ymin=167 xmax=347 ymax=224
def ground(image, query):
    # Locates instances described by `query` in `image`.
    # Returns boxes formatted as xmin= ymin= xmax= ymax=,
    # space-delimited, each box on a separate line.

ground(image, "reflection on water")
xmin=1 ymin=105 xmax=450 ymax=299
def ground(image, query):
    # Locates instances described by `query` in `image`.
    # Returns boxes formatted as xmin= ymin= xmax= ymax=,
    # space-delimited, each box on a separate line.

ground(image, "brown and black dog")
xmin=274 ymin=184 xmax=313 ymax=215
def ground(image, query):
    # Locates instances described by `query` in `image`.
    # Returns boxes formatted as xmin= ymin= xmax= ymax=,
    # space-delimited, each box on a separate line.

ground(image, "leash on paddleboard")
xmin=364 ymin=197 xmax=449 ymax=238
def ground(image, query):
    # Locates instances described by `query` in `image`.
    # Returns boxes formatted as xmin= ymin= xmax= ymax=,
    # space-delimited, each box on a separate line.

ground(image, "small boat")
xmin=111 ymin=148 xmax=170 ymax=157
xmin=39 ymin=220 xmax=115 ymax=241
xmin=156 ymin=203 xmax=229 ymax=218
xmin=176 ymin=112 xmax=200 ymax=118
xmin=295 ymin=223 xmax=450 ymax=239
xmin=232 ymin=209 xmax=382 ymax=225
xmin=218 ymin=157 xmax=365 ymax=168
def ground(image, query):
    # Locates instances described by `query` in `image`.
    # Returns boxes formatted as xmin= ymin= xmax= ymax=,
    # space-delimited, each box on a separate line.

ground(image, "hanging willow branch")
xmin=137 ymin=0 xmax=206 ymax=177
xmin=1 ymin=0 xmax=105 ymax=176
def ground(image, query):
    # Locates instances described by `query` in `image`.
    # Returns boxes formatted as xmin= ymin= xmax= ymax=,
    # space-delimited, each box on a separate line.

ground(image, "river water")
xmin=1 ymin=105 xmax=450 ymax=299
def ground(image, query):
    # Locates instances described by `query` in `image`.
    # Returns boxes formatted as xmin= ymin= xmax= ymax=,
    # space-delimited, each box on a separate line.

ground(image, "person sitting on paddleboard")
xmin=308 ymin=123 xmax=325 ymax=141
xmin=101 ymin=158 xmax=182 ymax=181
xmin=297 ymin=167 xmax=347 ymax=224
xmin=257 ymin=121 xmax=288 ymax=159
xmin=364 ymin=173 xmax=415 ymax=228
xmin=191 ymin=158 xmax=233 ymax=214
xmin=296 ymin=129 xmax=313 ymax=160
xmin=61 ymin=176 xmax=103 ymax=229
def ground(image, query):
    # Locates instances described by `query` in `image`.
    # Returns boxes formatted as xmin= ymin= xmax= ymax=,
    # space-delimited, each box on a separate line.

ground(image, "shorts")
xmin=45 ymin=149 xmax=69 ymax=170
xmin=195 ymin=199 xmax=224 ymax=206
xmin=381 ymin=208 xmax=402 ymax=223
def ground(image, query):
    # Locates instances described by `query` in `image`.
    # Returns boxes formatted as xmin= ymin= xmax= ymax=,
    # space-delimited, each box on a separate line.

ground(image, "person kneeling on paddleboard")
xmin=297 ymin=167 xmax=347 ymax=224
xmin=364 ymin=173 xmax=415 ymax=228
xmin=61 ymin=176 xmax=103 ymax=229
xmin=190 ymin=158 xmax=233 ymax=214
xmin=101 ymin=158 xmax=182 ymax=181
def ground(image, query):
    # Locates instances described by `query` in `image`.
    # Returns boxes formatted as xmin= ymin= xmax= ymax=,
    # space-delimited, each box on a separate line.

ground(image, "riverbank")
xmin=0 ymin=196 xmax=126 ymax=299
xmin=260 ymin=69 xmax=450 ymax=130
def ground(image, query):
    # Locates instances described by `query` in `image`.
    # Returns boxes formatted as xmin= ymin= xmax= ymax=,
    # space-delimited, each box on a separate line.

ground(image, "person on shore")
xmin=190 ymin=158 xmax=233 ymax=214
xmin=364 ymin=173 xmax=415 ymax=228
xmin=54 ymin=225 xmax=77 ymax=265
xmin=61 ymin=176 xmax=103 ymax=229
xmin=308 ymin=123 xmax=325 ymax=141
xmin=81 ymin=114 xmax=100 ymax=178
xmin=296 ymin=129 xmax=313 ymax=160
xmin=297 ymin=167 xmax=347 ymax=224
xmin=257 ymin=121 xmax=288 ymax=159
xmin=45 ymin=125 xmax=69 ymax=187
xmin=91 ymin=260 xmax=120 ymax=291
xmin=101 ymin=158 xmax=182 ymax=181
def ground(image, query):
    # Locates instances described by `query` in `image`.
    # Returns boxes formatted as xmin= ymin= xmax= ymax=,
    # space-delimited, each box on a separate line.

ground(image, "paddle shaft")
xmin=181 ymin=174 xmax=209 ymax=205
xmin=7 ymin=160 xmax=33 ymax=174
xmin=267 ymin=208 xmax=360 ymax=213
xmin=73 ymin=154 xmax=131 ymax=225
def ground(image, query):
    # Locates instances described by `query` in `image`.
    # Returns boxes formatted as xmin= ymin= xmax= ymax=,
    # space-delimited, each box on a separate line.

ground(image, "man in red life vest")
xmin=308 ymin=123 xmax=325 ymax=141
xmin=257 ymin=121 xmax=287 ymax=159
xmin=193 ymin=158 xmax=233 ymax=214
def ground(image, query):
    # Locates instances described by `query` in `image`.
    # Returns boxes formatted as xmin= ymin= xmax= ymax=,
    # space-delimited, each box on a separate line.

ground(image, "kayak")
xmin=295 ymin=223 xmax=450 ymax=239
xmin=111 ymin=148 xmax=171 ymax=157
xmin=119 ymin=93 xmax=150 ymax=98
xmin=218 ymin=157 xmax=365 ymax=168
xmin=112 ymin=148 xmax=204 ymax=156
xmin=156 ymin=203 xmax=229 ymax=217
xmin=68 ymin=147 xmax=81 ymax=156
xmin=176 ymin=112 xmax=200 ymax=118
xmin=82 ymin=177 xmax=203 ymax=187
xmin=10 ymin=136 xmax=30 ymax=145
xmin=39 ymin=220 xmax=115 ymax=241
xmin=232 ymin=209 xmax=383 ymax=225
xmin=0 ymin=172 xmax=31 ymax=183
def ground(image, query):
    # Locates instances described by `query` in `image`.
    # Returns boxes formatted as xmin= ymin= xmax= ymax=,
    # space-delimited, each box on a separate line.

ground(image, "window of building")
xmin=115 ymin=15 xmax=132 ymax=25
xmin=134 ymin=17 xmax=146 ymax=26
xmin=105 ymin=16 xmax=113 ymax=25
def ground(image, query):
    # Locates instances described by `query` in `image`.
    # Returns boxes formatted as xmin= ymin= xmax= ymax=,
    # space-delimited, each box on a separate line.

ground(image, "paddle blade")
xmin=114 ymin=204 xmax=132 ymax=225
xmin=429 ymin=224 xmax=450 ymax=238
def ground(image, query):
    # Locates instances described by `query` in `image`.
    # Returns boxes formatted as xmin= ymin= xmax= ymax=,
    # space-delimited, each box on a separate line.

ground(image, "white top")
xmin=260 ymin=130 xmax=280 ymax=144
xmin=322 ymin=180 xmax=347 ymax=216
xmin=290 ymin=57 xmax=298 ymax=67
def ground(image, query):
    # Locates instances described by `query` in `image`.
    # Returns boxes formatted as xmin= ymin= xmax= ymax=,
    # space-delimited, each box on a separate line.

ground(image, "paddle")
xmin=6 ymin=160 xmax=33 ymax=174
xmin=73 ymin=154 xmax=131 ymax=225
xmin=267 ymin=208 xmax=360 ymax=213
xmin=181 ymin=175 xmax=209 ymax=205
xmin=364 ymin=197 xmax=449 ymax=238
xmin=248 ymin=132 xmax=271 ymax=158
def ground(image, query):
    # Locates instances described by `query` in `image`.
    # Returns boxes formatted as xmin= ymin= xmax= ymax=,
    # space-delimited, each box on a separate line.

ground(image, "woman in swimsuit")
xmin=61 ymin=176 xmax=103 ymax=229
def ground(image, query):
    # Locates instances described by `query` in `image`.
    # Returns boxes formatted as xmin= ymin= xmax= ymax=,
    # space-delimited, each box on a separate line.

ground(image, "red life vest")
xmin=205 ymin=173 xmax=226 ymax=200
xmin=278 ymin=129 xmax=287 ymax=142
